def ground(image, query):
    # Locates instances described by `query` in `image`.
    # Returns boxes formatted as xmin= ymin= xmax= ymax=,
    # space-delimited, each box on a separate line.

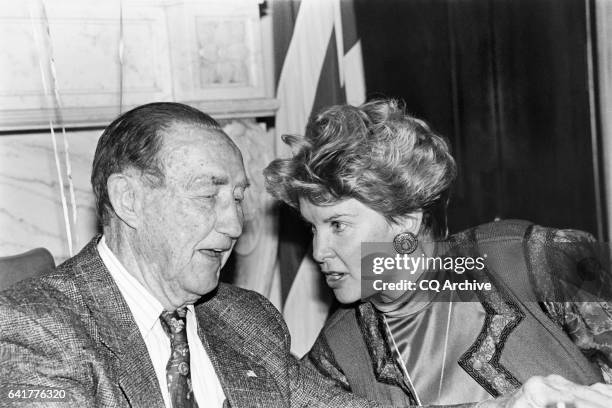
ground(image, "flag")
xmin=272 ymin=0 xmax=366 ymax=356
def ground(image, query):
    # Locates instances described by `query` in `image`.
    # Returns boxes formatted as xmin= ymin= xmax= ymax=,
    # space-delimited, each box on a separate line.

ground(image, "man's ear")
xmin=107 ymin=172 xmax=143 ymax=229
xmin=393 ymin=210 xmax=424 ymax=235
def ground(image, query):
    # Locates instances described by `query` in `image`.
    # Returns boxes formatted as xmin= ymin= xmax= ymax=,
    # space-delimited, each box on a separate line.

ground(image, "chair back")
xmin=0 ymin=248 xmax=55 ymax=291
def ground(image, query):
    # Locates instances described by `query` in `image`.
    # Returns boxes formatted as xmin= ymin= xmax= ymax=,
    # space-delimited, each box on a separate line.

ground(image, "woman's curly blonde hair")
xmin=264 ymin=99 xmax=457 ymax=238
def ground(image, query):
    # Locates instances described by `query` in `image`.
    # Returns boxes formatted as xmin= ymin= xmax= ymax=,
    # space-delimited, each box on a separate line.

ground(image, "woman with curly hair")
xmin=264 ymin=99 xmax=612 ymax=407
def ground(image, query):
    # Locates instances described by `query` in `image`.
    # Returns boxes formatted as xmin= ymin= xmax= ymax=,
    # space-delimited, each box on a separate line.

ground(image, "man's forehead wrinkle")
xmin=163 ymin=123 xmax=245 ymax=167
xmin=160 ymin=139 xmax=231 ymax=167
xmin=161 ymin=122 xmax=228 ymax=148
xmin=157 ymin=124 xmax=247 ymax=192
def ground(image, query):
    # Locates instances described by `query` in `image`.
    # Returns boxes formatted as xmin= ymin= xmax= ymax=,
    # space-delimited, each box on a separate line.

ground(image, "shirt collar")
xmin=97 ymin=235 xmax=165 ymax=338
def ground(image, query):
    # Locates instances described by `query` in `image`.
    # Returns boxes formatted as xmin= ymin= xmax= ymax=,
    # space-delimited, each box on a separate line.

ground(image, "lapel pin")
xmin=246 ymin=370 xmax=257 ymax=378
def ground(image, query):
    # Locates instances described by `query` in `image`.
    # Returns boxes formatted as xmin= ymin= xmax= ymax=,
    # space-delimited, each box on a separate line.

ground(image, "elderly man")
xmin=0 ymin=102 xmax=610 ymax=408
xmin=0 ymin=103 xmax=382 ymax=408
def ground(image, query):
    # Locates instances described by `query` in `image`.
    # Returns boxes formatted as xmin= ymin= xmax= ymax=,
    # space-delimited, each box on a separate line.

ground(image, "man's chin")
xmin=183 ymin=281 xmax=219 ymax=304
xmin=186 ymin=270 xmax=221 ymax=296
xmin=197 ymin=280 xmax=220 ymax=294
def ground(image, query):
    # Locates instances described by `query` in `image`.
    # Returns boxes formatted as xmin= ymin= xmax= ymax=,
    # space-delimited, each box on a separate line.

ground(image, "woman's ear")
xmin=393 ymin=210 xmax=423 ymax=235
xmin=107 ymin=171 xmax=143 ymax=229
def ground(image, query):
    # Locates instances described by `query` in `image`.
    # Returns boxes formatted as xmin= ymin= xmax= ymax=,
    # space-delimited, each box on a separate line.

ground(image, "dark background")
xmin=355 ymin=0 xmax=607 ymax=239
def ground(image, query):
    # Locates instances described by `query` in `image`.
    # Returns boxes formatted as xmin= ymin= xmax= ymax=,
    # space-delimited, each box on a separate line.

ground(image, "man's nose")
xmin=312 ymin=233 xmax=333 ymax=263
xmin=216 ymin=201 xmax=243 ymax=239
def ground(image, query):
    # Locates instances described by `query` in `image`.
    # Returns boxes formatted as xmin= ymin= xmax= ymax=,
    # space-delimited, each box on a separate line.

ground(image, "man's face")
xmin=136 ymin=123 xmax=247 ymax=306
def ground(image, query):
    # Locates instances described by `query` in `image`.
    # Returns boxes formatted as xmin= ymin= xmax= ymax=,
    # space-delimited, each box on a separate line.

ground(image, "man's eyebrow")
xmin=185 ymin=175 xmax=250 ymax=189
xmin=210 ymin=175 xmax=229 ymax=185
xmin=184 ymin=175 xmax=226 ymax=189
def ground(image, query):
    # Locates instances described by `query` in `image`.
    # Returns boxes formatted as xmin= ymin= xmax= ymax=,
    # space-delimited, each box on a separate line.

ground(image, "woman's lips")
xmin=322 ymin=271 xmax=348 ymax=288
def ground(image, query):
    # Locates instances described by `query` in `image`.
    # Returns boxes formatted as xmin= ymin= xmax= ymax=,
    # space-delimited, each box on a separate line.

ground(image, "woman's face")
xmin=299 ymin=197 xmax=404 ymax=304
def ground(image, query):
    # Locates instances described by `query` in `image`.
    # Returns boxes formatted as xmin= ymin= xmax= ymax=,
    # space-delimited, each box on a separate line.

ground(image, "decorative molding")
xmin=0 ymin=98 xmax=278 ymax=131
xmin=165 ymin=0 xmax=266 ymax=101
xmin=188 ymin=98 xmax=279 ymax=120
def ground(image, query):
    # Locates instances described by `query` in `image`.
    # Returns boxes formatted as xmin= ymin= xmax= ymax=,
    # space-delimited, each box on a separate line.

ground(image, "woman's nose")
xmin=312 ymin=233 xmax=334 ymax=263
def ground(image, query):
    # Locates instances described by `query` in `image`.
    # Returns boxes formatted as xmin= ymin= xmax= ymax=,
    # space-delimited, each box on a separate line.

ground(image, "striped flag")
xmin=272 ymin=0 xmax=366 ymax=356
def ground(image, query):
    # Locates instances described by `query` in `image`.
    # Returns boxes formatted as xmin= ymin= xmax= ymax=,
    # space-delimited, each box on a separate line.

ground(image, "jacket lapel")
xmin=355 ymin=302 xmax=417 ymax=399
xmin=195 ymin=289 xmax=284 ymax=408
xmin=72 ymin=237 xmax=165 ymax=408
xmin=456 ymin=272 xmax=524 ymax=396
xmin=452 ymin=228 xmax=524 ymax=397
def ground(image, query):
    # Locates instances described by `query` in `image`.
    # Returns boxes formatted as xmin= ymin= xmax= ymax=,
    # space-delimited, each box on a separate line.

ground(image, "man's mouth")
xmin=198 ymin=248 xmax=229 ymax=259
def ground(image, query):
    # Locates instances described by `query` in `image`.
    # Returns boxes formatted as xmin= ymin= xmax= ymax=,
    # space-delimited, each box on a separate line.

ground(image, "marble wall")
xmin=0 ymin=129 xmax=100 ymax=263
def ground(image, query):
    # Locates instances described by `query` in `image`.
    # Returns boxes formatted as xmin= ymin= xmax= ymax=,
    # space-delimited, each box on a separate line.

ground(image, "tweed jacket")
xmin=0 ymin=237 xmax=394 ymax=408
xmin=303 ymin=220 xmax=612 ymax=406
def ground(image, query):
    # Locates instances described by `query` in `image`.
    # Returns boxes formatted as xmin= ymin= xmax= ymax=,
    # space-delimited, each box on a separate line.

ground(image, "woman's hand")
xmin=476 ymin=375 xmax=612 ymax=408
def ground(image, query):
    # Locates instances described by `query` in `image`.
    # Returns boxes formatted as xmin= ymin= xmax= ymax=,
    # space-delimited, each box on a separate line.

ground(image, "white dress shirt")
xmin=98 ymin=236 xmax=226 ymax=408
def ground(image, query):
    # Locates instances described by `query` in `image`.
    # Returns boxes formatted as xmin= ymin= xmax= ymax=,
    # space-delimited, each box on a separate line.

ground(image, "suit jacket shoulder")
xmin=0 ymin=251 xmax=96 ymax=359
xmin=201 ymin=283 xmax=288 ymax=346
xmin=0 ymin=237 xmax=165 ymax=407
xmin=0 ymin=245 xmax=112 ymax=406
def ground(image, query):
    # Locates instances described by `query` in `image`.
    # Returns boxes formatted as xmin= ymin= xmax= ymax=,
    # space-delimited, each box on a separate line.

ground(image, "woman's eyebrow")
xmin=323 ymin=213 xmax=355 ymax=223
